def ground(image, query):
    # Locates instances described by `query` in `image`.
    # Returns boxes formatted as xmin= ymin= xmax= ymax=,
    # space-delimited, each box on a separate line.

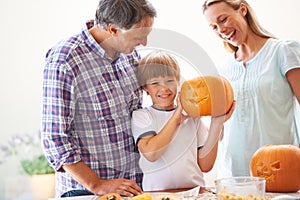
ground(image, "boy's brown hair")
xmin=136 ymin=51 xmax=180 ymax=87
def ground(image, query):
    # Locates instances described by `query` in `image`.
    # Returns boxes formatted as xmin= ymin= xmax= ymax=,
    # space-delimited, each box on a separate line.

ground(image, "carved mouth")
xmin=188 ymin=95 xmax=209 ymax=105
xmin=255 ymin=159 xmax=281 ymax=183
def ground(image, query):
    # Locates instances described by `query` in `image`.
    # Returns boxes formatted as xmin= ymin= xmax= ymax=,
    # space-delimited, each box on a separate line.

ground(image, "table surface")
xmin=50 ymin=187 xmax=300 ymax=200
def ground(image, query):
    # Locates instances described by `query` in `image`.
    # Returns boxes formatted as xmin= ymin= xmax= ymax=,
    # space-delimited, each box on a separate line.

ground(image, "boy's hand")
xmin=173 ymin=94 xmax=185 ymax=124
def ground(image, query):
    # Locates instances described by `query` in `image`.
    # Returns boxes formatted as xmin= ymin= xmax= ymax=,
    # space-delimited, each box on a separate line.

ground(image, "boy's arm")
xmin=138 ymin=99 xmax=183 ymax=162
xmin=197 ymin=101 xmax=236 ymax=172
xmin=197 ymin=117 xmax=223 ymax=172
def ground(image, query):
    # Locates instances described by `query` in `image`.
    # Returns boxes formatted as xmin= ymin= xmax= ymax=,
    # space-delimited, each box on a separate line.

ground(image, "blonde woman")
xmin=202 ymin=0 xmax=300 ymax=178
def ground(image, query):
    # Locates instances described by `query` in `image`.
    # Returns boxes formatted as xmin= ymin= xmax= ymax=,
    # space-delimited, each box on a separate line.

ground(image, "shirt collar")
xmin=81 ymin=20 xmax=120 ymax=63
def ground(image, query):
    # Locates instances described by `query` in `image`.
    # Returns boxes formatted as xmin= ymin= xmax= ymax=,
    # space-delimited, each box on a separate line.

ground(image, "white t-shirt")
xmin=217 ymin=39 xmax=300 ymax=178
xmin=131 ymin=106 xmax=208 ymax=191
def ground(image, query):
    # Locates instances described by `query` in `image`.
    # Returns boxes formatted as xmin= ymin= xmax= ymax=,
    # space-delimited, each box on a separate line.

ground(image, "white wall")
xmin=1 ymin=0 xmax=299 ymax=140
xmin=0 ymin=0 xmax=299 ymax=198
xmin=0 ymin=0 xmax=99 ymax=139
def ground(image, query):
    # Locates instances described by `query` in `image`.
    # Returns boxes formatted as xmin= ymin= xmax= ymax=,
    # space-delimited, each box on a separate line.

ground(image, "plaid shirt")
xmin=42 ymin=21 xmax=143 ymax=197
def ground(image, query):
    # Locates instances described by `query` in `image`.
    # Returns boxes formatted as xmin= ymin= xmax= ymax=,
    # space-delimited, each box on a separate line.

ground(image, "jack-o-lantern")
xmin=180 ymin=76 xmax=234 ymax=117
xmin=250 ymin=144 xmax=300 ymax=192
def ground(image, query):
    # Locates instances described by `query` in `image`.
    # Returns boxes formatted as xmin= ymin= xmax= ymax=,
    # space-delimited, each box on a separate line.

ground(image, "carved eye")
xmin=270 ymin=160 xmax=281 ymax=171
xmin=256 ymin=159 xmax=264 ymax=167
xmin=197 ymin=96 xmax=209 ymax=104
xmin=106 ymin=195 xmax=117 ymax=200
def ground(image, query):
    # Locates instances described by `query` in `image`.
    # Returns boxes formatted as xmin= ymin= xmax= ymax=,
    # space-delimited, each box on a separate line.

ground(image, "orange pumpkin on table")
xmin=250 ymin=144 xmax=300 ymax=192
xmin=180 ymin=76 xmax=234 ymax=117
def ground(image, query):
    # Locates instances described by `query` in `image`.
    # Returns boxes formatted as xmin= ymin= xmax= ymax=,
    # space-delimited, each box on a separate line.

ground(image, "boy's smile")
xmin=143 ymin=75 xmax=178 ymax=110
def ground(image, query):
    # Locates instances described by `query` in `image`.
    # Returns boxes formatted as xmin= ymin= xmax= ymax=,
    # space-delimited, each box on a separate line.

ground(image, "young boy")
xmin=132 ymin=51 xmax=234 ymax=191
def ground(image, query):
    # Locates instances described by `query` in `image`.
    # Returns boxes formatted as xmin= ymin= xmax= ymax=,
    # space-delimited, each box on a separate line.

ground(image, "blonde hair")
xmin=136 ymin=51 xmax=180 ymax=87
xmin=202 ymin=0 xmax=275 ymax=53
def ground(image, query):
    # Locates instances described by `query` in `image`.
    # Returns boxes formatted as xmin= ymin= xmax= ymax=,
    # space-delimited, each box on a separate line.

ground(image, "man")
xmin=41 ymin=0 xmax=156 ymax=197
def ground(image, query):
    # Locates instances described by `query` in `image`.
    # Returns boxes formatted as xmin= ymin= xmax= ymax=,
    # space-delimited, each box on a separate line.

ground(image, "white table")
xmin=49 ymin=187 xmax=300 ymax=200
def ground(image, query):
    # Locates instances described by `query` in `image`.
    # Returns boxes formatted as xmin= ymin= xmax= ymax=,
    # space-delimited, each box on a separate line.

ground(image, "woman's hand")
xmin=211 ymin=100 xmax=236 ymax=141
xmin=211 ymin=100 xmax=236 ymax=123
xmin=224 ymin=100 xmax=236 ymax=121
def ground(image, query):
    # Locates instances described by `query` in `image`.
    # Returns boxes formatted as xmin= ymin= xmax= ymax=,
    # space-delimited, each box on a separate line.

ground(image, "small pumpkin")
xmin=180 ymin=76 xmax=234 ymax=117
xmin=250 ymin=144 xmax=300 ymax=192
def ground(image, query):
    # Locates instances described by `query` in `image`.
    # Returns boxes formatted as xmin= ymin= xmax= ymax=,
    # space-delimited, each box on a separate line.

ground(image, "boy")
xmin=132 ymin=51 xmax=234 ymax=191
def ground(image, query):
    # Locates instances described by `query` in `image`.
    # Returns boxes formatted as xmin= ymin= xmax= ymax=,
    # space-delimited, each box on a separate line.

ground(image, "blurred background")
xmin=0 ymin=0 xmax=299 ymax=199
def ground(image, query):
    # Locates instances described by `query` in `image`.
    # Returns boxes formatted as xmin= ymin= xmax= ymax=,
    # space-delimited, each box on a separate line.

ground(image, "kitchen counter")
xmin=50 ymin=187 xmax=300 ymax=200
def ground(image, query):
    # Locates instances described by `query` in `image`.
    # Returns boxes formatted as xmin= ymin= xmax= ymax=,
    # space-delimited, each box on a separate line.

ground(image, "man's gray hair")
xmin=95 ymin=0 xmax=157 ymax=30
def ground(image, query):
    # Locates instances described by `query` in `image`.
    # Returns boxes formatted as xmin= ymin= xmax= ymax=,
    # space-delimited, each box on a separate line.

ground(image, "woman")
xmin=202 ymin=0 xmax=300 ymax=178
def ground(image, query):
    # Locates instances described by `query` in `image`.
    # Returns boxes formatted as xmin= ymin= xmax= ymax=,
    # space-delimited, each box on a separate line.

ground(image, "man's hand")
xmin=94 ymin=178 xmax=143 ymax=197
xmin=62 ymin=162 xmax=142 ymax=197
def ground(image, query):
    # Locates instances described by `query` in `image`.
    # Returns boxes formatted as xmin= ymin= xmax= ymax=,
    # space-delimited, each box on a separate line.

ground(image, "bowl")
xmin=215 ymin=176 xmax=266 ymax=200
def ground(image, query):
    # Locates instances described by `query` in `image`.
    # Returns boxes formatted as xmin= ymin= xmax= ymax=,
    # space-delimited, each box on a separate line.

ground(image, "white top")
xmin=217 ymin=39 xmax=300 ymax=178
xmin=132 ymin=106 xmax=208 ymax=191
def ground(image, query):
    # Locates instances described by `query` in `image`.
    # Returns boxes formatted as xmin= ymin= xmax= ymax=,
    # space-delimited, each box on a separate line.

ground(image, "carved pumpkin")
xmin=180 ymin=76 xmax=234 ymax=117
xmin=250 ymin=144 xmax=300 ymax=192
